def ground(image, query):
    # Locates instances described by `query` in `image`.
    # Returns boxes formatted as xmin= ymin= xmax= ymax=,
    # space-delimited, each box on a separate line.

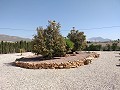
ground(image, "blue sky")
xmin=0 ymin=0 xmax=120 ymax=40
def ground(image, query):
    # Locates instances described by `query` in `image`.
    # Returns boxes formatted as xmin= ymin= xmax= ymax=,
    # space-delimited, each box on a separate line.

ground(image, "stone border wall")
xmin=15 ymin=53 xmax=100 ymax=69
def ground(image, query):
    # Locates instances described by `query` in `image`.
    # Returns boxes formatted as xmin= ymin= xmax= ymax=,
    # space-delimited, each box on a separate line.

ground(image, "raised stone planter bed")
xmin=15 ymin=52 xmax=100 ymax=69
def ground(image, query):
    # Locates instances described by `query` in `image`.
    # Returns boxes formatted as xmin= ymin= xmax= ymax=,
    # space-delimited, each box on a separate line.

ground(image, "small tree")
xmin=32 ymin=21 xmax=66 ymax=59
xmin=20 ymin=48 xmax=25 ymax=55
xmin=67 ymin=27 xmax=87 ymax=51
xmin=65 ymin=38 xmax=74 ymax=53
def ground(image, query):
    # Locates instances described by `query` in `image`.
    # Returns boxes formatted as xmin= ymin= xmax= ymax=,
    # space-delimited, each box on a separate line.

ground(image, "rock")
xmin=73 ymin=52 xmax=76 ymax=56
xmin=58 ymin=64 xmax=64 ymax=69
xmin=65 ymin=54 xmax=70 ymax=57
xmin=84 ymin=60 xmax=90 ymax=65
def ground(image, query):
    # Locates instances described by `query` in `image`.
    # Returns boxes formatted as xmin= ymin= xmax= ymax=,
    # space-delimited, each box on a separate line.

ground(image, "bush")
xmin=111 ymin=43 xmax=118 ymax=51
xmin=65 ymin=38 xmax=74 ymax=53
xmin=86 ymin=44 xmax=102 ymax=51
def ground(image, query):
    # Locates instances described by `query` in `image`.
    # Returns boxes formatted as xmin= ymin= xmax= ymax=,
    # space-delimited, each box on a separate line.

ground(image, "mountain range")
xmin=0 ymin=34 xmax=112 ymax=42
xmin=0 ymin=34 xmax=31 ymax=42
xmin=88 ymin=37 xmax=111 ymax=42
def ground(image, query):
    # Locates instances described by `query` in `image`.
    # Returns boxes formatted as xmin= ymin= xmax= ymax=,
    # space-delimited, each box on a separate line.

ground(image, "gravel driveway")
xmin=0 ymin=52 xmax=120 ymax=90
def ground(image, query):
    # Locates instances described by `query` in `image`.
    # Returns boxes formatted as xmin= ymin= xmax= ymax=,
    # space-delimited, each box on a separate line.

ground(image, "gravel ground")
xmin=0 ymin=51 xmax=120 ymax=90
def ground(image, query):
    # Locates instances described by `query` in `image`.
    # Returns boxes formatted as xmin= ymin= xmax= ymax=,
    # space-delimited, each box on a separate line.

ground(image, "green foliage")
xmin=111 ymin=43 xmax=118 ymax=51
xmin=67 ymin=29 xmax=87 ymax=51
xmin=85 ymin=43 xmax=120 ymax=51
xmin=86 ymin=44 xmax=102 ymax=51
xmin=65 ymin=38 xmax=74 ymax=53
xmin=0 ymin=41 xmax=32 ymax=54
xmin=32 ymin=21 xmax=66 ymax=58
xmin=102 ymin=44 xmax=111 ymax=51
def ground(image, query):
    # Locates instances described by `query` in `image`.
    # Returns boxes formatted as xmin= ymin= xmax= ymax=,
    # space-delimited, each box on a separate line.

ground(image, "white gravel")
xmin=0 ymin=51 xmax=120 ymax=90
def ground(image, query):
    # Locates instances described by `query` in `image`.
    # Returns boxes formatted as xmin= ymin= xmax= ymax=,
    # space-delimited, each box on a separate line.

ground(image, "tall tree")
xmin=67 ymin=27 xmax=87 ymax=51
xmin=0 ymin=41 xmax=32 ymax=54
xmin=32 ymin=21 xmax=66 ymax=58
xmin=1 ymin=41 xmax=4 ymax=54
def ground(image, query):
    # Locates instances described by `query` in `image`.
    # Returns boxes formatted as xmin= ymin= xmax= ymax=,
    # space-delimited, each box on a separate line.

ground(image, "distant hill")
xmin=88 ymin=37 xmax=111 ymax=42
xmin=0 ymin=34 xmax=31 ymax=42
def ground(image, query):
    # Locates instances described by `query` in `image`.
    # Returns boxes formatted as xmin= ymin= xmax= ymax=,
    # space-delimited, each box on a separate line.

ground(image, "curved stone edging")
xmin=15 ymin=60 xmax=84 ymax=69
xmin=15 ymin=53 xmax=100 ymax=69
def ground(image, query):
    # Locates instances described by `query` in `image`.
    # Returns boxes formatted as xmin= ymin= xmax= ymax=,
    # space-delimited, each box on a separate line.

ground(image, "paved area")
xmin=0 ymin=52 xmax=120 ymax=90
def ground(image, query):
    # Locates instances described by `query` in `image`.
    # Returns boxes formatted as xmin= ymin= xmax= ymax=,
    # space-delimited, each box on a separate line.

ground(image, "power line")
xmin=0 ymin=28 xmax=34 ymax=31
xmin=0 ymin=25 xmax=120 ymax=31
xmin=78 ymin=25 xmax=120 ymax=30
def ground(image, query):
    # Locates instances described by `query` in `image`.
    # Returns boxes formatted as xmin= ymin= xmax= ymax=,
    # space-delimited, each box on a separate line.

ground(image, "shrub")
xmin=111 ymin=43 xmax=118 ymax=51
xmin=87 ymin=44 xmax=102 ymax=51
xmin=65 ymin=38 xmax=74 ymax=53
